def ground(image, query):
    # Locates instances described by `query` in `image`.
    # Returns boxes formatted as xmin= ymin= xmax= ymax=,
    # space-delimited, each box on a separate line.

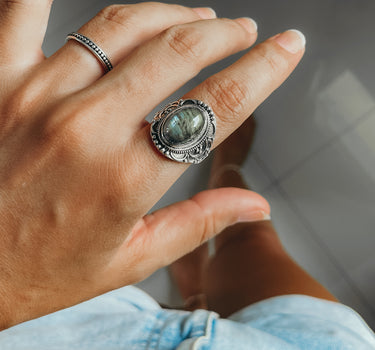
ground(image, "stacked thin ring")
xmin=66 ymin=32 xmax=113 ymax=73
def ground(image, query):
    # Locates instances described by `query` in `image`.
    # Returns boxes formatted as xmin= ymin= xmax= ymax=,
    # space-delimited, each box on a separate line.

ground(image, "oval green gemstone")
xmin=163 ymin=107 xmax=205 ymax=145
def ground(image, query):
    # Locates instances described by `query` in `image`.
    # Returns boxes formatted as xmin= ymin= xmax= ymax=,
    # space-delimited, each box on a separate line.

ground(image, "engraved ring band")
xmin=66 ymin=32 xmax=113 ymax=73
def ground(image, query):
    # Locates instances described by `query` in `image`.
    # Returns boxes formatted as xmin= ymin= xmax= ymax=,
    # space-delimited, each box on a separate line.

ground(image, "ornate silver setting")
xmin=150 ymin=99 xmax=216 ymax=164
xmin=66 ymin=32 xmax=113 ymax=73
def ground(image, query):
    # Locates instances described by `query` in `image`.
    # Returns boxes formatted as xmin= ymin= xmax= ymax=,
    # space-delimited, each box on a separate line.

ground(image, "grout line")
xmin=251 ymin=152 xmax=278 ymax=192
xmin=275 ymin=184 xmax=375 ymax=320
xmin=266 ymin=105 xmax=375 ymax=188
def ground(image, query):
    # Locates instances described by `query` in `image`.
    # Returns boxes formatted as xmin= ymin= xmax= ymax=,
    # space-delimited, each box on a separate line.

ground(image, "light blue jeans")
xmin=1 ymin=286 xmax=374 ymax=349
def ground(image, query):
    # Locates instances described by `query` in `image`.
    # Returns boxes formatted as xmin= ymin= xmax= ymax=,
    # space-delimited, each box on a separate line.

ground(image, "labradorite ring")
xmin=150 ymin=99 xmax=216 ymax=164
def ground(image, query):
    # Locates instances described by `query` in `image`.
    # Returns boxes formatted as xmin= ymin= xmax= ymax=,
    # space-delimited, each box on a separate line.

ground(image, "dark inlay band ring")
xmin=150 ymin=99 xmax=216 ymax=164
xmin=66 ymin=32 xmax=113 ymax=73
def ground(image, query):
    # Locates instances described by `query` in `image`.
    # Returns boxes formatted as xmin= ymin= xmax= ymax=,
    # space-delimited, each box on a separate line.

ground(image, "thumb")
xmin=108 ymin=187 xmax=270 ymax=283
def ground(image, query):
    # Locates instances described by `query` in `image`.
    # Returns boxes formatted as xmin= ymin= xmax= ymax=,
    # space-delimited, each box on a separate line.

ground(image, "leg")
xmin=170 ymin=117 xmax=336 ymax=318
xmin=203 ymin=220 xmax=337 ymax=318
xmin=169 ymin=243 xmax=209 ymax=310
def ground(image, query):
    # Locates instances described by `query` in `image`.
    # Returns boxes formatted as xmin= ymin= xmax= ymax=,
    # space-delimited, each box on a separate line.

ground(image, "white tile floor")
xmin=43 ymin=0 xmax=375 ymax=329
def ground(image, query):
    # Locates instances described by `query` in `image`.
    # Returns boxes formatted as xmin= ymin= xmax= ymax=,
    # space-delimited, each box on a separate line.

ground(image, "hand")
xmin=0 ymin=1 xmax=304 ymax=329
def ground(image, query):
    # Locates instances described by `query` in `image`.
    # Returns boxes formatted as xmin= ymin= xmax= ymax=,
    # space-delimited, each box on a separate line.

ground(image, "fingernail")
xmin=237 ymin=210 xmax=271 ymax=223
xmin=235 ymin=17 xmax=258 ymax=34
xmin=274 ymin=29 xmax=306 ymax=54
xmin=192 ymin=7 xmax=217 ymax=19
xmin=262 ymin=213 xmax=271 ymax=221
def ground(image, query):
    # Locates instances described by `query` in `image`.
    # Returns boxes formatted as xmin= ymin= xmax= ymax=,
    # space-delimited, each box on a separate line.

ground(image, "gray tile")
xmin=280 ymin=109 xmax=375 ymax=272
xmin=253 ymin=68 xmax=375 ymax=180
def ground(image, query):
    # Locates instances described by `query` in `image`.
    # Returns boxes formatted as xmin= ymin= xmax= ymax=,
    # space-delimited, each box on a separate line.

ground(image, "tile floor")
xmin=43 ymin=0 xmax=375 ymax=329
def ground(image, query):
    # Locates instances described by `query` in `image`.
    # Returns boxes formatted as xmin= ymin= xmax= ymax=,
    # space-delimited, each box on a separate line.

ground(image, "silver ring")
xmin=66 ymin=32 xmax=113 ymax=73
xmin=150 ymin=99 xmax=216 ymax=164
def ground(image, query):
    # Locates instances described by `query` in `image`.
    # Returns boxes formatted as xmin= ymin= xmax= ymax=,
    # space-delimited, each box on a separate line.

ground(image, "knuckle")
xmin=162 ymin=25 xmax=203 ymax=63
xmin=3 ymin=0 xmax=26 ymax=10
xmin=168 ymin=3 xmax=195 ymax=15
xmin=220 ymin=17 xmax=241 ymax=31
xmin=3 ymin=0 xmax=53 ymax=11
xmin=254 ymin=43 xmax=289 ymax=76
xmin=205 ymin=76 xmax=249 ymax=122
xmin=98 ymin=4 xmax=137 ymax=28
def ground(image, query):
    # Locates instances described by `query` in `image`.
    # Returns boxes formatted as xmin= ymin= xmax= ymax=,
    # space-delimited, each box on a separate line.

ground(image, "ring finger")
xmin=121 ymin=30 xmax=305 ymax=215
xmin=43 ymin=3 xmax=216 ymax=97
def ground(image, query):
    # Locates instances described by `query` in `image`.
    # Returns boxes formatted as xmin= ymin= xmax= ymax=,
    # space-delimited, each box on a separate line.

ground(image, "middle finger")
xmin=42 ymin=3 xmax=216 ymax=97
xmin=71 ymin=17 xmax=257 ymax=136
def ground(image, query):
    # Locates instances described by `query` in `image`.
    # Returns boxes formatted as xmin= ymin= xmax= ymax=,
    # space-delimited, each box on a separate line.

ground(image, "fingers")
xmin=107 ymin=188 xmax=270 ymax=283
xmin=186 ymin=29 xmax=306 ymax=143
xmin=82 ymin=17 xmax=257 ymax=132
xmin=43 ymin=3 xmax=216 ymax=96
xmin=0 ymin=0 xmax=53 ymax=67
xmin=117 ymin=30 xmax=305 ymax=214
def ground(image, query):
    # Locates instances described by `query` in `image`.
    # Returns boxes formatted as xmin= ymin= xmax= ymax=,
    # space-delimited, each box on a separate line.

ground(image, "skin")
xmin=0 ymin=1 xmax=304 ymax=329
xmin=171 ymin=117 xmax=336 ymax=317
